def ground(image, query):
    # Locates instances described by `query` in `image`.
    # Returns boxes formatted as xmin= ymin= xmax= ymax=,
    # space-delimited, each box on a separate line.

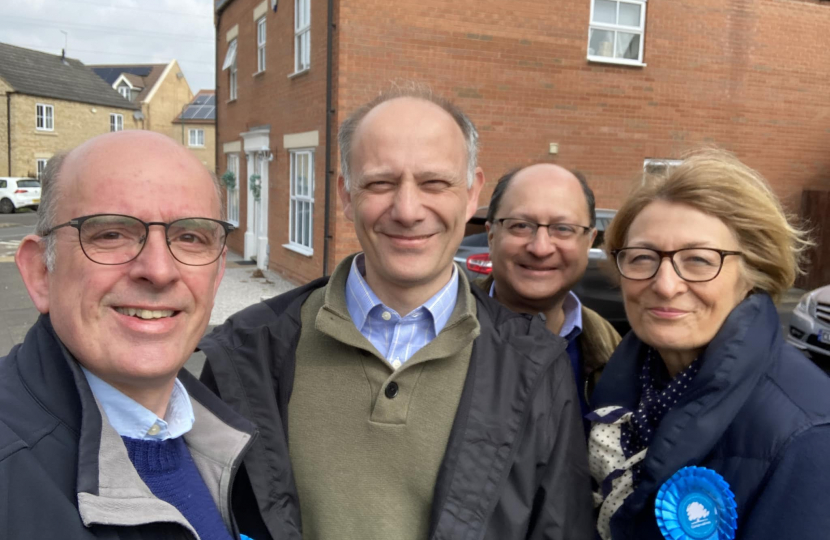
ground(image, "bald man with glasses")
xmin=0 ymin=131 xmax=276 ymax=539
xmin=481 ymin=164 xmax=622 ymax=430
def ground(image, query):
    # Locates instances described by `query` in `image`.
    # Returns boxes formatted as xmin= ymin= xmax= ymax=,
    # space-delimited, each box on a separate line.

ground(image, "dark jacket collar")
xmin=591 ymin=293 xmax=782 ymax=511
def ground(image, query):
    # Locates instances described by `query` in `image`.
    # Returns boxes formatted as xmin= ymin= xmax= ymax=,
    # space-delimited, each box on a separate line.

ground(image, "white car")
xmin=786 ymin=285 xmax=830 ymax=360
xmin=0 ymin=177 xmax=41 ymax=213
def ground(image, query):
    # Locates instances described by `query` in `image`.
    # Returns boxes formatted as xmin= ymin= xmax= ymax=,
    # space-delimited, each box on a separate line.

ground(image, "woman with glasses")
xmin=588 ymin=150 xmax=830 ymax=540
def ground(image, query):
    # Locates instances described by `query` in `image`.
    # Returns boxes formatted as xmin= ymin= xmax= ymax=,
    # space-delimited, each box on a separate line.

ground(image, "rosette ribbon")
xmin=655 ymin=466 xmax=737 ymax=540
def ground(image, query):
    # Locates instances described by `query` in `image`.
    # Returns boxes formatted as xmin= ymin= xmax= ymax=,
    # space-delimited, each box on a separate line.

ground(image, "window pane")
xmin=588 ymin=28 xmax=614 ymax=57
xmin=616 ymin=32 xmax=640 ymax=59
xmin=592 ymin=0 xmax=616 ymax=24
xmin=303 ymin=202 xmax=310 ymax=247
xmin=618 ymin=2 xmax=641 ymax=27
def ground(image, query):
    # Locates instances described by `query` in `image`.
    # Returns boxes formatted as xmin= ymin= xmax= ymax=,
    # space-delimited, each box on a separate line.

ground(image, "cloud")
xmin=0 ymin=0 xmax=216 ymax=92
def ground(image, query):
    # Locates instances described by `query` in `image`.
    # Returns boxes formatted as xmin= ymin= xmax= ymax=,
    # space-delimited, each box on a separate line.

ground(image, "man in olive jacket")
xmin=481 ymin=165 xmax=621 ymax=422
xmin=200 ymin=88 xmax=594 ymax=540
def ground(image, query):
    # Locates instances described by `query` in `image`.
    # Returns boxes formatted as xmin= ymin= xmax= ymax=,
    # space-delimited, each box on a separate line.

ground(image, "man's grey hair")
xmin=36 ymin=150 xmax=225 ymax=272
xmin=338 ymin=84 xmax=480 ymax=191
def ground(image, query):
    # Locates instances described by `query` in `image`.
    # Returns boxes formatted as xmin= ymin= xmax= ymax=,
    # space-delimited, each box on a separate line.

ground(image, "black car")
xmin=454 ymin=208 xmax=628 ymax=335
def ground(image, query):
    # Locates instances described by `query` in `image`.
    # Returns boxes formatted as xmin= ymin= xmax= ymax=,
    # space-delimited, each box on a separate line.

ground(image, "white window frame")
xmin=293 ymin=0 xmax=311 ymax=74
xmin=224 ymin=39 xmax=238 ymax=100
xmin=587 ymin=0 xmax=647 ymax=66
xmin=118 ymin=86 xmax=130 ymax=99
xmin=288 ymin=149 xmax=314 ymax=253
xmin=36 ymin=159 xmax=48 ymax=180
xmin=189 ymin=128 xmax=205 ymax=147
xmin=256 ymin=17 xmax=267 ymax=73
xmin=36 ymin=104 xmax=54 ymax=131
xmin=110 ymin=113 xmax=124 ymax=132
xmin=226 ymin=154 xmax=240 ymax=226
xmin=643 ymin=158 xmax=682 ymax=181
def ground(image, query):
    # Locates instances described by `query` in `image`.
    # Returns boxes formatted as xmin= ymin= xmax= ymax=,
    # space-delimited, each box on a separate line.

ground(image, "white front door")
xmin=240 ymin=128 xmax=270 ymax=267
xmin=254 ymin=153 xmax=269 ymax=270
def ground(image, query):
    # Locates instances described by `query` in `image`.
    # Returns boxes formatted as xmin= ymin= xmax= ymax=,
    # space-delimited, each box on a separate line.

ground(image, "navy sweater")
xmin=123 ymin=436 xmax=234 ymax=540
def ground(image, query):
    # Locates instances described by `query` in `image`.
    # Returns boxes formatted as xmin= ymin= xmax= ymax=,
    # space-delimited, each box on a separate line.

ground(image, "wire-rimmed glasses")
xmin=43 ymin=214 xmax=234 ymax=266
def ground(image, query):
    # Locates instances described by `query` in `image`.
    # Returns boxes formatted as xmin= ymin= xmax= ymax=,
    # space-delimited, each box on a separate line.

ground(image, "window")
xmin=118 ymin=86 xmax=130 ymax=99
xmin=588 ymin=0 xmax=646 ymax=65
xmin=189 ymin=129 xmax=205 ymax=147
xmin=110 ymin=113 xmax=124 ymax=132
xmin=223 ymin=39 xmax=238 ymax=100
xmin=294 ymin=0 xmax=311 ymax=72
xmin=36 ymin=104 xmax=54 ymax=131
xmin=289 ymin=150 xmax=314 ymax=252
xmin=257 ymin=17 xmax=266 ymax=73
xmin=643 ymin=158 xmax=682 ymax=176
xmin=226 ymin=154 xmax=240 ymax=226
xmin=36 ymin=159 xmax=48 ymax=179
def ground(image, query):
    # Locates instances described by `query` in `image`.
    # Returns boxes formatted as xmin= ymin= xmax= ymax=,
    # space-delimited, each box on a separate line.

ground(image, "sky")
xmin=0 ymin=0 xmax=216 ymax=93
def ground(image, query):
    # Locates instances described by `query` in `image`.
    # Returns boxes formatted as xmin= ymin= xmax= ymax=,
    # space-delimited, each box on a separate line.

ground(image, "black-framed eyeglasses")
xmin=495 ymin=218 xmax=592 ymax=241
xmin=611 ymin=247 xmax=743 ymax=283
xmin=43 ymin=214 xmax=235 ymax=266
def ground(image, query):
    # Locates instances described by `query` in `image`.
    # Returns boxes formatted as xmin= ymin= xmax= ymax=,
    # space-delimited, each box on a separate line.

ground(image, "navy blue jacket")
xmin=591 ymin=293 xmax=830 ymax=539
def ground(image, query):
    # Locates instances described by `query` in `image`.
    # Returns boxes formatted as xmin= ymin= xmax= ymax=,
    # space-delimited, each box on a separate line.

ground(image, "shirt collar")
xmin=345 ymin=253 xmax=459 ymax=335
xmin=81 ymin=366 xmax=195 ymax=440
xmin=489 ymin=281 xmax=583 ymax=339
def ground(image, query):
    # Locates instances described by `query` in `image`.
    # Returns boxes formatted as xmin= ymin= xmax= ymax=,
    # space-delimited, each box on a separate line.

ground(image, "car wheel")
xmin=0 ymin=198 xmax=14 ymax=214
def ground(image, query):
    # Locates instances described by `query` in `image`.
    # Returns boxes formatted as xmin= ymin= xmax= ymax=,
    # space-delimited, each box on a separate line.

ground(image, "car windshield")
xmin=17 ymin=180 xmax=40 ymax=188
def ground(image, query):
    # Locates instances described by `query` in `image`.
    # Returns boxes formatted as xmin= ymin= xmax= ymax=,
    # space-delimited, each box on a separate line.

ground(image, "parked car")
xmin=454 ymin=208 xmax=629 ymax=334
xmin=786 ymin=285 xmax=830 ymax=361
xmin=0 ymin=177 xmax=41 ymax=213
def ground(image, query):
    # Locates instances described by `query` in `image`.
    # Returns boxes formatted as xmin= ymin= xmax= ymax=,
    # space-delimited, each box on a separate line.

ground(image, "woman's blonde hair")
xmin=605 ymin=149 xmax=812 ymax=303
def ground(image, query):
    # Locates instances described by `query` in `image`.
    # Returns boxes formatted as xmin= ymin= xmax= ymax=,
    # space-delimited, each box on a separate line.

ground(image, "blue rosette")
xmin=655 ymin=466 xmax=737 ymax=540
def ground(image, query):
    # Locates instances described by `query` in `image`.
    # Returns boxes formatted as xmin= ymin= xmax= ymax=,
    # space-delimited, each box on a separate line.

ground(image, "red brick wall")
xmin=333 ymin=0 xmax=830 ymax=264
xmin=219 ymin=0 xmax=830 ymax=285
xmin=216 ymin=0 xmax=331 ymax=283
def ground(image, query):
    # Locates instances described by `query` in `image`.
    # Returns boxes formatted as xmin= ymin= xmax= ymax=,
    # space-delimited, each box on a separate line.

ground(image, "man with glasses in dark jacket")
xmin=200 ymin=87 xmax=594 ymax=540
xmin=0 ymin=131 xmax=260 ymax=539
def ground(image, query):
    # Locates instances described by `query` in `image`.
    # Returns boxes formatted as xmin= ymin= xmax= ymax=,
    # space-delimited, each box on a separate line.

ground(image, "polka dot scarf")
xmin=587 ymin=348 xmax=701 ymax=540
xmin=622 ymin=348 xmax=701 ymax=481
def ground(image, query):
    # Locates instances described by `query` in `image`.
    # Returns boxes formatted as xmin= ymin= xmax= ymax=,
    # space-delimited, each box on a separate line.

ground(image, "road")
xmin=0 ymin=211 xmax=40 ymax=355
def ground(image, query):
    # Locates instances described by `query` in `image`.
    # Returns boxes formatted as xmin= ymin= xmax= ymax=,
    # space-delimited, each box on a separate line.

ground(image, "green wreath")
xmin=221 ymin=170 xmax=236 ymax=190
xmin=249 ymin=174 xmax=262 ymax=201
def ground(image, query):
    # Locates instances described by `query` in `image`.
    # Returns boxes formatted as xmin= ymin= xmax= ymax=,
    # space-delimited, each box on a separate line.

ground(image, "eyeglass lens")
xmin=501 ymin=218 xmax=583 ymax=240
xmin=79 ymin=215 xmax=226 ymax=266
xmin=616 ymin=248 xmax=725 ymax=281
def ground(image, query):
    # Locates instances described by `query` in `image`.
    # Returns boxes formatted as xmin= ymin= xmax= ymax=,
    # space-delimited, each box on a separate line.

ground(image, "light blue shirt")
xmin=489 ymin=281 xmax=583 ymax=339
xmin=345 ymin=253 xmax=459 ymax=369
xmin=82 ymin=367 xmax=195 ymax=440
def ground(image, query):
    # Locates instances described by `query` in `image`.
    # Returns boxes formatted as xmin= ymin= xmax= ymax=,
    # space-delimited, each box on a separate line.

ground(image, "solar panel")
xmin=181 ymin=94 xmax=216 ymax=121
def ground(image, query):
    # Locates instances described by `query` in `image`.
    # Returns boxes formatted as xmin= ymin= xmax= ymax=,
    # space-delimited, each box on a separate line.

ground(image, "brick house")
xmin=0 ymin=42 xmax=139 ymax=179
xmin=90 ymin=61 xmax=214 ymax=168
xmin=214 ymin=0 xmax=830 ymax=283
xmin=173 ymin=90 xmax=217 ymax=170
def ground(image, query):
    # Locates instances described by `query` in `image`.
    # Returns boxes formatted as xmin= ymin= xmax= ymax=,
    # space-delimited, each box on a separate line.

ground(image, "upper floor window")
xmin=118 ymin=86 xmax=130 ymax=99
xmin=294 ymin=0 xmax=311 ymax=73
xmin=110 ymin=113 xmax=124 ymax=132
xmin=257 ymin=17 xmax=267 ymax=73
xmin=36 ymin=104 xmax=54 ymax=131
xmin=189 ymin=128 xmax=205 ymax=147
xmin=588 ymin=0 xmax=646 ymax=66
xmin=222 ymin=39 xmax=238 ymax=100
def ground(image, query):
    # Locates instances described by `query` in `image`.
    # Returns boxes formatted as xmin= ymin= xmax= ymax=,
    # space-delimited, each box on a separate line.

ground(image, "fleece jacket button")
xmin=385 ymin=382 xmax=399 ymax=399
